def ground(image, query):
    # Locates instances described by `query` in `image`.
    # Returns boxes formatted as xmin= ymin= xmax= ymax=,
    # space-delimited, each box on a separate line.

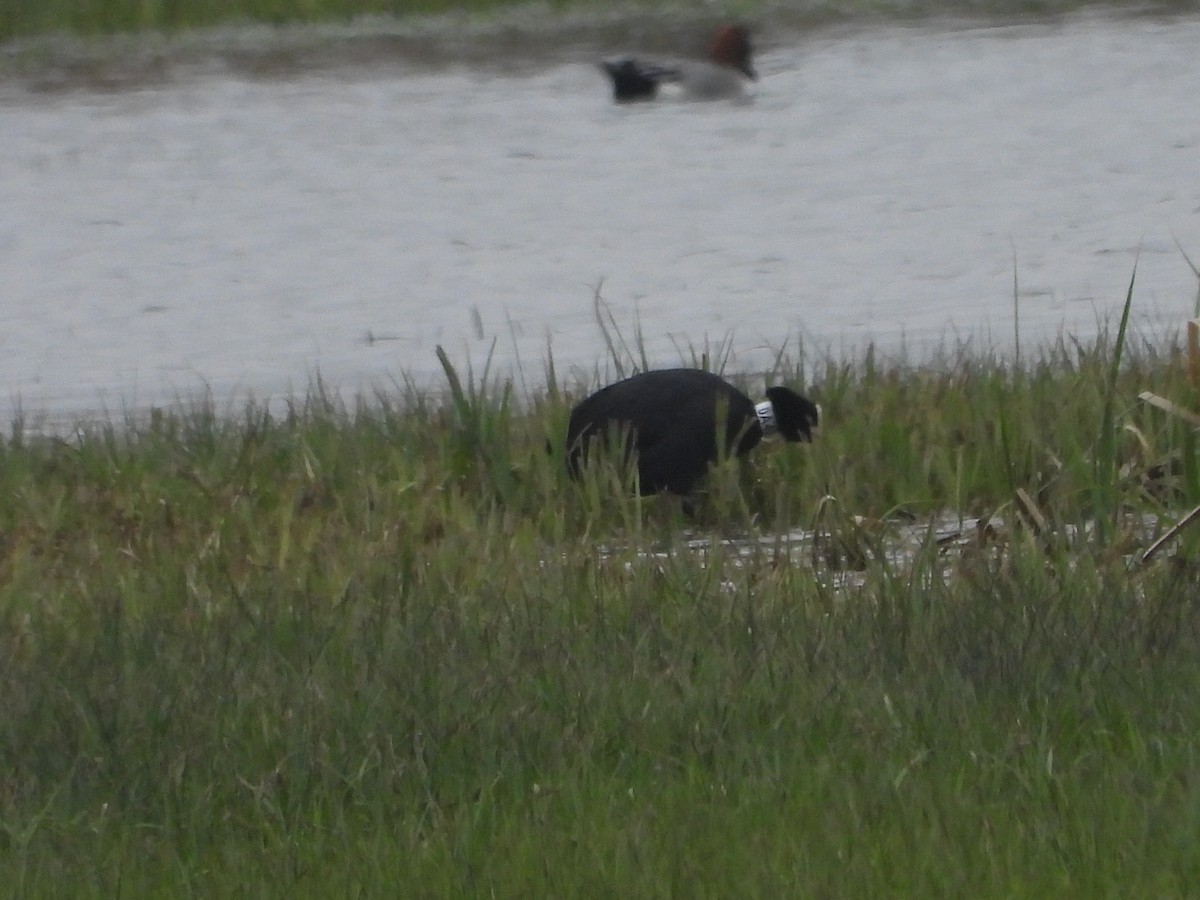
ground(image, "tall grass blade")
xmin=1093 ymin=263 xmax=1136 ymax=541
xmin=1012 ymin=247 xmax=1021 ymax=368
xmin=1173 ymin=236 xmax=1200 ymax=318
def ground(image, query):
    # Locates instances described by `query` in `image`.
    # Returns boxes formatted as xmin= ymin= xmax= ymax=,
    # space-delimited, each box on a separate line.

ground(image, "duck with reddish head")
xmin=601 ymin=25 xmax=757 ymax=103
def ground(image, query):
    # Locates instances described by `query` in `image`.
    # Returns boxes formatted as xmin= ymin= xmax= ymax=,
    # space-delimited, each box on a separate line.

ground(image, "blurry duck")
xmin=600 ymin=25 xmax=757 ymax=103
xmin=565 ymin=368 xmax=818 ymax=496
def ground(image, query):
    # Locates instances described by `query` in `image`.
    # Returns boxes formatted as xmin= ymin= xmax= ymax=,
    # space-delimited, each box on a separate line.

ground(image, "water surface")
xmin=2 ymin=12 xmax=1198 ymax=423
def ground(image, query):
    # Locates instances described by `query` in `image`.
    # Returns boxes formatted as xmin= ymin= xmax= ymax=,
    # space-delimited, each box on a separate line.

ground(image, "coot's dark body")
xmin=565 ymin=368 xmax=818 ymax=496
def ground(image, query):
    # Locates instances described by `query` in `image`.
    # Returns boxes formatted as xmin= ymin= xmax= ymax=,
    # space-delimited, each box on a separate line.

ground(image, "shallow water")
xmin=2 ymin=12 xmax=1199 ymax=424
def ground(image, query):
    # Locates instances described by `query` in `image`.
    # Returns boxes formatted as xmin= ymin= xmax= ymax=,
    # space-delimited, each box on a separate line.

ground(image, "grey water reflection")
xmin=1 ymin=13 xmax=1198 ymax=424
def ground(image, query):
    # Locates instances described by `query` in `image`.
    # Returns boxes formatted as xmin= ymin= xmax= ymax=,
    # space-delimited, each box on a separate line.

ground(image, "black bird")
xmin=565 ymin=368 xmax=819 ymax=496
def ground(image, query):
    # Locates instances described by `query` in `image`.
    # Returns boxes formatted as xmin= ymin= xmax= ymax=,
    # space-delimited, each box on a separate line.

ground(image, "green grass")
xmin=0 ymin=0 xmax=642 ymax=45
xmin=6 ymin=0 xmax=1200 ymax=45
xmin=3 ymin=330 xmax=1200 ymax=896
xmin=0 ymin=0 xmax=505 ymax=43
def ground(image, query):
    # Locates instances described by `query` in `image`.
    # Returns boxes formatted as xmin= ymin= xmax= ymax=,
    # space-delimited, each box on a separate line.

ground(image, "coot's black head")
xmin=765 ymin=386 xmax=820 ymax=443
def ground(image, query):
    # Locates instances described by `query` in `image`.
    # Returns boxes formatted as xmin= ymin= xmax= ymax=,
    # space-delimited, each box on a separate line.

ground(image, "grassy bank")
xmin=1 ymin=0 xmax=509 ymax=43
xmin=2 ymin=330 xmax=1200 ymax=896
xmin=7 ymin=0 xmax=1200 ymax=45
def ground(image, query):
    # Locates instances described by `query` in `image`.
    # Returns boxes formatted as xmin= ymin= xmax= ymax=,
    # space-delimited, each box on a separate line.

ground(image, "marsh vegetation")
xmin=3 ymin=299 xmax=1200 ymax=894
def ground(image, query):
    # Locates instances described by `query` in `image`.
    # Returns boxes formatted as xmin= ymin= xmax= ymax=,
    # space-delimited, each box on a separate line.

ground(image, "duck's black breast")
xmin=601 ymin=58 xmax=677 ymax=102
